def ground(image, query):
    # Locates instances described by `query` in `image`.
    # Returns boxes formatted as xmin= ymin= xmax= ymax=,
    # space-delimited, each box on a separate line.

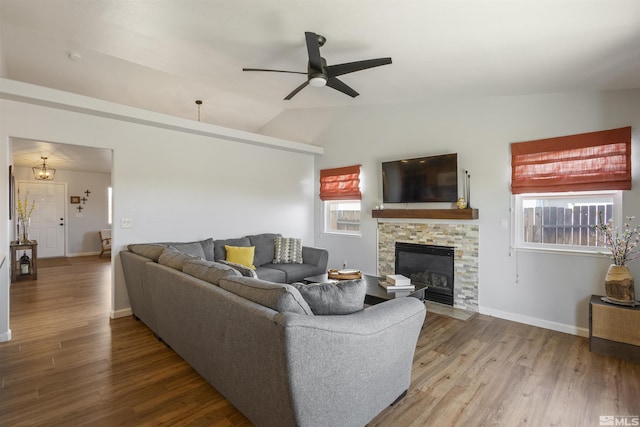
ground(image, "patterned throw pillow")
xmin=273 ymin=237 xmax=303 ymax=264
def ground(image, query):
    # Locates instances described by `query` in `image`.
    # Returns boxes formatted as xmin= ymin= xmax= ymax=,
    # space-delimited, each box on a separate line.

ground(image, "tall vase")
xmin=604 ymin=264 xmax=635 ymax=303
xmin=18 ymin=217 xmax=30 ymax=244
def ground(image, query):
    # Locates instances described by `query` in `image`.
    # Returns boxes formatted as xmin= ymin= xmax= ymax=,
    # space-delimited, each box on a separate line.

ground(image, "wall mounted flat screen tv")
xmin=382 ymin=153 xmax=458 ymax=203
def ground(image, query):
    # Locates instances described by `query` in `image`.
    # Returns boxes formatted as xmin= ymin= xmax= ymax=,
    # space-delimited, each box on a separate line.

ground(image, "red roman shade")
xmin=511 ymin=127 xmax=632 ymax=194
xmin=319 ymin=165 xmax=362 ymax=201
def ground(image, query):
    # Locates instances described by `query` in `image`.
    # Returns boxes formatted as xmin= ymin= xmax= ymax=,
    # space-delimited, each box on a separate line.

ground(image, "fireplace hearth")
xmin=395 ymin=242 xmax=454 ymax=306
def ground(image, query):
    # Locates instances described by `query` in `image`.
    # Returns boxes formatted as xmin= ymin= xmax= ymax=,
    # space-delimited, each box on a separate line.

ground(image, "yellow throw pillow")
xmin=225 ymin=245 xmax=256 ymax=270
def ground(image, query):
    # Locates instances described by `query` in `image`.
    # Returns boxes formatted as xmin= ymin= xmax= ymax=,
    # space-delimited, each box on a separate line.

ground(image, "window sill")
xmin=514 ymin=246 xmax=609 ymax=259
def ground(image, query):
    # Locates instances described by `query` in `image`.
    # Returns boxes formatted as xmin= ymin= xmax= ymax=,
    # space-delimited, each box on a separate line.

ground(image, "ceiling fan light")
xmin=309 ymin=75 xmax=327 ymax=87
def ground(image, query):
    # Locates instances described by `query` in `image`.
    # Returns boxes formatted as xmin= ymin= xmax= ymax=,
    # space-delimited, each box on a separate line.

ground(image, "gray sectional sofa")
xmin=120 ymin=234 xmax=426 ymax=427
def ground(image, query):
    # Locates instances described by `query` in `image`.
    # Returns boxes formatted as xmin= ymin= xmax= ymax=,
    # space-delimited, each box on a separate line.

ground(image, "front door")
xmin=17 ymin=181 xmax=66 ymax=258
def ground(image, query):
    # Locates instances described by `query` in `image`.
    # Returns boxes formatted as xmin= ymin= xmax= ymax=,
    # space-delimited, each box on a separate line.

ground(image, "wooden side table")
xmin=589 ymin=294 xmax=640 ymax=363
xmin=10 ymin=240 xmax=38 ymax=282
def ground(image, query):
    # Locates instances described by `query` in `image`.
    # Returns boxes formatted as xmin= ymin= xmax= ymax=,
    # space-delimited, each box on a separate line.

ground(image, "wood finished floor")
xmin=1 ymin=257 xmax=639 ymax=426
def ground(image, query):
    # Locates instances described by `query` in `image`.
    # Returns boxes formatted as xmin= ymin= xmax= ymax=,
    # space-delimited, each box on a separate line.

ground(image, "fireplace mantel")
xmin=372 ymin=208 xmax=478 ymax=220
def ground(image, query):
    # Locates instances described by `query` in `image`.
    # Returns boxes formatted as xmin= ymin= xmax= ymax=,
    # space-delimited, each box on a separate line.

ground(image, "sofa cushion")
xmin=273 ymin=237 xmax=303 ymax=264
xmin=218 ymin=260 xmax=259 ymax=279
xmin=158 ymin=246 xmax=200 ymax=271
xmin=183 ymin=259 xmax=242 ymax=286
xmin=291 ymin=279 xmax=366 ymax=315
xmin=261 ymin=262 xmax=325 ymax=284
xmin=165 ymin=239 xmax=213 ymax=260
xmin=247 ymin=233 xmax=281 ymax=267
xmin=220 ymin=276 xmax=314 ymax=315
xmin=254 ymin=266 xmax=287 ymax=283
xmin=225 ymin=245 xmax=256 ymax=269
xmin=214 ymin=237 xmax=251 ymax=261
xmin=128 ymin=244 xmax=166 ymax=262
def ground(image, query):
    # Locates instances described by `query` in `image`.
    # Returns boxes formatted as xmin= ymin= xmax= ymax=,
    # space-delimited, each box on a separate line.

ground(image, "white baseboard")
xmin=0 ymin=329 xmax=12 ymax=342
xmin=478 ymin=306 xmax=589 ymax=338
xmin=111 ymin=308 xmax=132 ymax=319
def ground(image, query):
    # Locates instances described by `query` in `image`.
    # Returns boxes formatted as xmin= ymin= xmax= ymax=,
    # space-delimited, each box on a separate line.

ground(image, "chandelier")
xmin=33 ymin=156 xmax=56 ymax=180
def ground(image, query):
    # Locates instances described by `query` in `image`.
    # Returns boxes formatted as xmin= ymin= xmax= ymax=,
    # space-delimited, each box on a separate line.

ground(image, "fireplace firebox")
xmin=395 ymin=242 xmax=454 ymax=306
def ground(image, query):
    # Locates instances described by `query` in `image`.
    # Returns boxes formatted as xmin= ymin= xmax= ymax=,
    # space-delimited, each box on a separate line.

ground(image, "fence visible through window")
xmin=523 ymin=204 xmax=612 ymax=246
xmin=324 ymin=200 xmax=361 ymax=235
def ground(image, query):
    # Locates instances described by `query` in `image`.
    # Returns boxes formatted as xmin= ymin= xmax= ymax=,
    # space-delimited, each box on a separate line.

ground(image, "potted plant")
xmin=594 ymin=215 xmax=639 ymax=304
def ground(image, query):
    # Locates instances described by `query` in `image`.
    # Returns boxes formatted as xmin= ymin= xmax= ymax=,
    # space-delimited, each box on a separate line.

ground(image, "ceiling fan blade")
xmin=327 ymin=58 xmax=392 ymax=77
xmin=326 ymin=77 xmax=359 ymax=98
xmin=305 ymin=32 xmax=323 ymax=71
xmin=284 ymin=80 xmax=310 ymax=100
xmin=242 ymin=68 xmax=308 ymax=75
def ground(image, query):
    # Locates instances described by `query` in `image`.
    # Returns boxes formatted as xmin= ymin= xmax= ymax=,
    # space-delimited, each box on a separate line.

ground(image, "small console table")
xmin=10 ymin=240 xmax=38 ymax=282
xmin=589 ymin=295 xmax=640 ymax=363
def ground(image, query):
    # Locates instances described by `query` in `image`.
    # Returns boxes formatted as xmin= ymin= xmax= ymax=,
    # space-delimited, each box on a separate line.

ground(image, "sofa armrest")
xmin=278 ymin=297 xmax=426 ymax=427
xmin=301 ymin=246 xmax=328 ymax=270
xmin=120 ymin=250 xmax=158 ymax=334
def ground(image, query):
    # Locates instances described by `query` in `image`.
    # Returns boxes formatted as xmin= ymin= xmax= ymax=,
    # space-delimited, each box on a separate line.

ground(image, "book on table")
xmin=379 ymin=275 xmax=415 ymax=291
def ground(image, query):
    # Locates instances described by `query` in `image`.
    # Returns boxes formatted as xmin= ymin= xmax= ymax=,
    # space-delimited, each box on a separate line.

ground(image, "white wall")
xmin=0 ymin=81 xmax=319 ymax=341
xmin=261 ymin=90 xmax=640 ymax=335
xmin=13 ymin=167 xmax=112 ymax=255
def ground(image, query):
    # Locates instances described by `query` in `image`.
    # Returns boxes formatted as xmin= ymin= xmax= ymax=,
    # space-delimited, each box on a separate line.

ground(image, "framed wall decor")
xmin=9 ymin=165 xmax=14 ymax=219
xmin=70 ymin=196 xmax=81 ymax=204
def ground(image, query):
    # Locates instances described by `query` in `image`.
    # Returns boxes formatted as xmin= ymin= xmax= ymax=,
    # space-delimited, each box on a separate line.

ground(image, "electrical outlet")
xmin=121 ymin=218 xmax=133 ymax=229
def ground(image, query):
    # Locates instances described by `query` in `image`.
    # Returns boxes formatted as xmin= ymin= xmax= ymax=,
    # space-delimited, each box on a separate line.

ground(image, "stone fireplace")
xmin=378 ymin=222 xmax=479 ymax=311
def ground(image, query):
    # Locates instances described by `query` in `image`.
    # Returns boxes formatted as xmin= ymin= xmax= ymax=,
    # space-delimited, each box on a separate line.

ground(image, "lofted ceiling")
xmin=1 ymin=0 xmax=640 ymax=170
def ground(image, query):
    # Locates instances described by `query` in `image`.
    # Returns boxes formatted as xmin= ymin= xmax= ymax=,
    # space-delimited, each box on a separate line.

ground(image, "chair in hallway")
xmin=99 ymin=229 xmax=112 ymax=257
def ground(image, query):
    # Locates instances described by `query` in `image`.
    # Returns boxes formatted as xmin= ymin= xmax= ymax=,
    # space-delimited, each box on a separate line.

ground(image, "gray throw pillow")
xmin=220 ymin=276 xmax=314 ymax=315
xmin=128 ymin=244 xmax=166 ymax=262
xmin=291 ymin=279 xmax=366 ymax=315
xmin=157 ymin=246 xmax=200 ymax=271
xmin=183 ymin=259 xmax=241 ymax=286
xmin=218 ymin=259 xmax=258 ymax=278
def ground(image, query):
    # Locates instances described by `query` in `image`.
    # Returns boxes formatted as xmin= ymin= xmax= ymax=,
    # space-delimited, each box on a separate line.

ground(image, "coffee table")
xmin=303 ymin=273 xmax=427 ymax=306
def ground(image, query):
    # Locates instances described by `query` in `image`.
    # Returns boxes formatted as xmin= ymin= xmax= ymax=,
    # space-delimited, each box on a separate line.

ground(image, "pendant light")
xmin=33 ymin=156 xmax=56 ymax=180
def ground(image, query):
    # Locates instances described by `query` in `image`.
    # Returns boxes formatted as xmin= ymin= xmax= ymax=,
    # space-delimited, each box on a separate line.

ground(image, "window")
xmin=514 ymin=191 xmax=621 ymax=252
xmin=320 ymin=165 xmax=361 ymax=236
xmin=511 ymin=127 xmax=631 ymax=252
xmin=324 ymin=200 xmax=361 ymax=235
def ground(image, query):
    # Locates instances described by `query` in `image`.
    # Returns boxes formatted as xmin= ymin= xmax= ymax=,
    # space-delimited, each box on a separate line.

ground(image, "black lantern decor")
xmin=20 ymin=251 xmax=31 ymax=275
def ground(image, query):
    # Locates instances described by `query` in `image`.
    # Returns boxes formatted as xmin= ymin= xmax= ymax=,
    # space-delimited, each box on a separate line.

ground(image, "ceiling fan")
xmin=243 ymin=32 xmax=392 ymax=100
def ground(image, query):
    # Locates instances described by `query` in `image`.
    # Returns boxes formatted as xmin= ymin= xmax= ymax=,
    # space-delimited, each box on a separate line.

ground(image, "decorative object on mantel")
xmin=593 ymin=215 xmax=639 ymax=305
xmin=16 ymin=191 xmax=35 ymax=243
xmin=464 ymin=170 xmax=471 ymax=209
xmin=456 ymin=198 xmax=467 ymax=209
xmin=372 ymin=208 xmax=478 ymax=220
xmin=33 ymin=156 xmax=56 ymax=180
xmin=328 ymin=269 xmax=362 ymax=280
xmin=195 ymin=100 xmax=203 ymax=121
